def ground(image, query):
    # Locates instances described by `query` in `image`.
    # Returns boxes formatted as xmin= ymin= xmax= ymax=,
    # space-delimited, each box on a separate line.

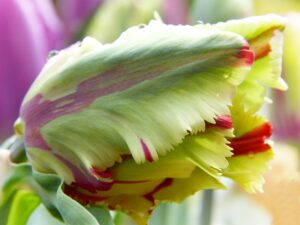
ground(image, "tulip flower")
xmin=0 ymin=0 xmax=63 ymax=140
xmin=14 ymin=15 xmax=285 ymax=224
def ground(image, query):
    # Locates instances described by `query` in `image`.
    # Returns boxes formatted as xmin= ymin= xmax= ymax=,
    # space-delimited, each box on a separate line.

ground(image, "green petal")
xmin=225 ymin=101 xmax=275 ymax=192
xmin=230 ymin=96 xmax=266 ymax=137
xmin=110 ymin=153 xmax=195 ymax=181
xmin=217 ymin=15 xmax=287 ymax=111
xmin=235 ymin=29 xmax=286 ymax=111
xmin=174 ymin=127 xmax=233 ymax=177
xmin=224 ymin=150 xmax=274 ymax=193
xmin=99 ymin=169 xmax=224 ymax=225
xmin=154 ymin=168 xmax=225 ymax=202
xmin=195 ymin=14 xmax=286 ymax=111
xmin=227 ymin=99 xmax=274 ymax=192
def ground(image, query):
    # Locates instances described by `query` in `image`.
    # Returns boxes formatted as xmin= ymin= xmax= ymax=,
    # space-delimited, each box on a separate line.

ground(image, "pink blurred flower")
xmin=0 ymin=0 xmax=63 ymax=139
xmin=163 ymin=0 xmax=189 ymax=24
xmin=55 ymin=0 xmax=103 ymax=40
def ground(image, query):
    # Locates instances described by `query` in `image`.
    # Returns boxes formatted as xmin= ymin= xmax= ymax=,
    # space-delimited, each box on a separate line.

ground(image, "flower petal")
xmin=174 ymin=126 xmax=233 ymax=177
xmin=214 ymin=14 xmax=287 ymax=111
xmin=225 ymin=97 xmax=274 ymax=192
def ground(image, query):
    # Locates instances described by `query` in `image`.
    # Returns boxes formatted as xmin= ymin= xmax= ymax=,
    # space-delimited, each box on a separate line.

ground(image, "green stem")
xmin=200 ymin=190 xmax=214 ymax=225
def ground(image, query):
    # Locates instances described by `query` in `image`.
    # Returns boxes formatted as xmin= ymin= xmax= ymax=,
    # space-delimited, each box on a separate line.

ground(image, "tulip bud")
xmin=18 ymin=15 xmax=285 ymax=224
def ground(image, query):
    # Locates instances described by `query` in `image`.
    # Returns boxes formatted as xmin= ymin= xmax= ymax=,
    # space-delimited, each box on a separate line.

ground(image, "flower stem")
xmin=200 ymin=190 xmax=214 ymax=225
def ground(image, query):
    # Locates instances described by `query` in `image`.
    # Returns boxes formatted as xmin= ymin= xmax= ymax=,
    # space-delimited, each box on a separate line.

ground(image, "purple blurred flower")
xmin=0 ymin=0 xmax=63 ymax=139
xmin=55 ymin=0 xmax=103 ymax=39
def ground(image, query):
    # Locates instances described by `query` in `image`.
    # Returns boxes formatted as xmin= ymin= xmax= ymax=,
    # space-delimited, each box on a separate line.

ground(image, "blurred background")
xmin=0 ymin=0 xmax=299 ymax=225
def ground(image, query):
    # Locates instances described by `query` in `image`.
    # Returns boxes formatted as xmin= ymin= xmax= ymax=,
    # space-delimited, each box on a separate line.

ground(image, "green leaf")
xmin=87 ymin=206 xmax=114 ymax=225
xmin=1 ymin=163 xmax=114 ymax=225
xmin=0 ymin=194 xmax=14 ymax=225
xmin=6 ymin=190 xmax=40 ymax=225
xmin=32 ymin=168 xmax=110 ymax=225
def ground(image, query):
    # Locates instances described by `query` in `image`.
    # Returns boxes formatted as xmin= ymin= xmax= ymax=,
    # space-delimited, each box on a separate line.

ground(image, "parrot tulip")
xmin=14 ymin=15 xmax=286 ymax=224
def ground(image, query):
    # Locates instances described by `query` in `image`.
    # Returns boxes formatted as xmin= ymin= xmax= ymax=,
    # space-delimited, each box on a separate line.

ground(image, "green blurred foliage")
xmin=84 ymin=0 xmax=162 ymax=43
xmin=190 ymin=0 xmax=253 ymax=24
xmin=253 ymin=0 xmax=300 ymax=14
